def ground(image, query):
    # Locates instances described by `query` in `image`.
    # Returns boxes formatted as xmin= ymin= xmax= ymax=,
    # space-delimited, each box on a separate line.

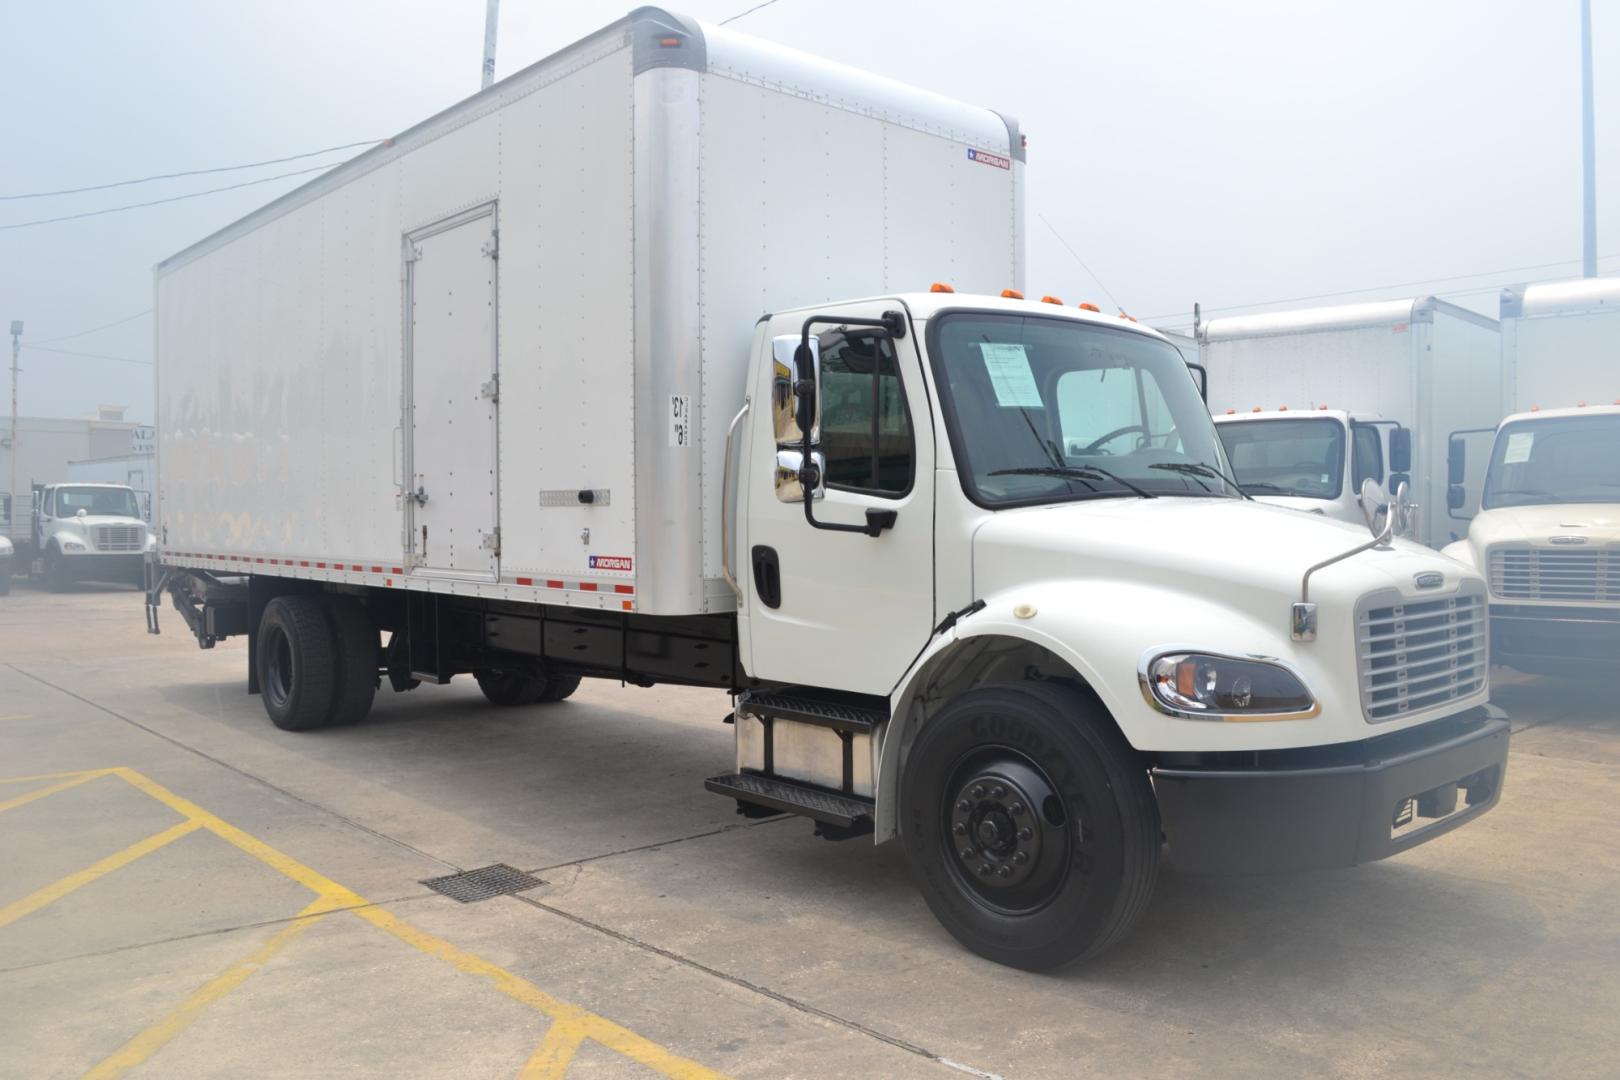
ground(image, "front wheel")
xmin=45 ymin=551 xmax=72 ymax=592
xmin=899 ymin=682 xmax=1160 ymax=970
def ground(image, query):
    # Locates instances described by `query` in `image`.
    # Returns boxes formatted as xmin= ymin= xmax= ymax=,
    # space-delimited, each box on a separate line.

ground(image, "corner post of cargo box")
xmin=631 ymin=9 xmax=709 ymax=615
xmin=992 ymin=110 xmax=1028 ymax=296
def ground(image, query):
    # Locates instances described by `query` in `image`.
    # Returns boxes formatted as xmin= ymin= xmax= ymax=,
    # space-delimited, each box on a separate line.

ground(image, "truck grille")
xmin=1488 ymin=546 xmax=1616 ymax=602
xmin=93 ymin=525 xmax=144 ymax=552
xmin=1357 ymin=586 xmax=1487 ymax=722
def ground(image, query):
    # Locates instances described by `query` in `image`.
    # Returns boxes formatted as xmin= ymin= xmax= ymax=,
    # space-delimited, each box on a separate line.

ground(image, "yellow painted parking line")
xmin=0 ymin=767 xmax=109 ymax=785
xmin=0 ymin=714 xmax=35 ymax=722
xmin=82 ymin=897 xmax=334 ymax=1080
xmin=1 ymin=766 xmax=730 ymax=1080
xmin=520 ymin=1018 xmax=590 ymax=1079
xmin=0 ymin=771 xmax=105 ymax=814
xmin=0 ymin=818 xmax=201 ymax=930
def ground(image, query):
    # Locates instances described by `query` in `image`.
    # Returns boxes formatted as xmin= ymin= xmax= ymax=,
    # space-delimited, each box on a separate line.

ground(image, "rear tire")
xmin=257 ymin=596 xmax=337 ymax=731
xmin=474 ymin=669 xmax=547 ymax=707
xmin=539 ymin=675 xmax=581 ymax=702
xmin=324 ymin=598 xmax=378 ymax=727
xmin=899 ymin=681 xmax=1159 ymax=970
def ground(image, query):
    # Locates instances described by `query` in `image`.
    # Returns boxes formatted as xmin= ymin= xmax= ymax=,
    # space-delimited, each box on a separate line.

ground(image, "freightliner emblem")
xmin=1549 ymin=535 xmax=1588 ymax=545
xmin=1413 ymin=572 xmax=1444 ymax=589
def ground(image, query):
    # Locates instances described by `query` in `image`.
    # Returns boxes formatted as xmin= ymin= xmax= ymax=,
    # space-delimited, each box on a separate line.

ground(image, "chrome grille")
xmin=93 ymin=525 xmax=144 ymax=552
xmin=1357 ymin=587 xmax=1487 ymax=722
xmin=1488 ymin=546 xmax=1616 ymax=602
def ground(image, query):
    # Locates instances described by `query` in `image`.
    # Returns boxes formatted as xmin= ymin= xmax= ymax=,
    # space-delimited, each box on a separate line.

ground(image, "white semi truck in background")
xmin=145 ymin=7 xmax=1508 ymax=968
xmin=1443 ymin=278 xmax=1620 ymax=673
xmin=1200 ymin=297 xmax=1501 ymax=546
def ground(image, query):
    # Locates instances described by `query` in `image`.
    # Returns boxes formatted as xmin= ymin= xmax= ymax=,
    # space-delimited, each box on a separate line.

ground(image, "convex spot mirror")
xmin=1388 ymin=427 xmax=1412 ymax=474
xmin=770 ymin=335 xmax=820 ymax=444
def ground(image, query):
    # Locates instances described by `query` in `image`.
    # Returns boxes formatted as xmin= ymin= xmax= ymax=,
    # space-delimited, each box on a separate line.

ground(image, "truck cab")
xmin=32 ymin=482 xmax=152 ymax=591
xmin=1212 ymin=408 xmax=1412 ymax=534
xmin=1443 ymin=404 xmax=1620 ymax=672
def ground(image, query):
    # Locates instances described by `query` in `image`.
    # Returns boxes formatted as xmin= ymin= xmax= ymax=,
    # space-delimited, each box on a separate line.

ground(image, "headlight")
xmin=1139 ymin=650 xmax=1318 ymax=720
xmin=0 ymin=537 xmax=12 ymax=555
xmin=61 ymin=540 xmax=87 ymax=552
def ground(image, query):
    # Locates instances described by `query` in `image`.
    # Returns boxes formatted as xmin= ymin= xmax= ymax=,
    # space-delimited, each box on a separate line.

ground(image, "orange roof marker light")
xmin=1000 ymin=289 xmax=1024 ymax=299
xmin=930 ymin=282 xmax=955 ymax=293
xmin=1078 ymin=302 xmax=1101 ymax=312
xmin=1279 ymin=404 xmax=1289 ymax=411
xmin=1319 ymin=403 xmax=1328 ymax=410
xmin=1040 ymin=295 xmax=1064 ymax=305
xmin=1252 ymin=406 xmax=1262 ymax=413
xmin=1531 ymin=404 xmax=1540 ymax=411
xmin=1578 ymin=400 xmax=1587 ymax=407
xmin=1225 ymin=408 xmax=1236 ymax=415
xmin=1117 ymin=311 xmax=1138 ymax=322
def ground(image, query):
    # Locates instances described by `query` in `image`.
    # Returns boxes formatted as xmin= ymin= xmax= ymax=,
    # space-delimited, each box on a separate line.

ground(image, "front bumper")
xmin=1150 ymin=705 xmax=1508 ymax=875
xmin=58 ymin=552 xmax=145 ymax=582
xmin=1490 ymin=604 xmax=1620 ymax=668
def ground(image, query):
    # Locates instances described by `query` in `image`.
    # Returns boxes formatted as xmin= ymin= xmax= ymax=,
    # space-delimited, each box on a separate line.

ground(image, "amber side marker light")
xmin=930 ymin=282 xmax=955 ymax=293
xmin=1077 ymin=302 xmax=1101 ymax=312
xmin=1041 ymin=295 xmax=1064 ymax=305
xmin=1000 ymin=289 xmax=1024 ymax=299
xmin=659 ymin=36 xmax=682 ymax=47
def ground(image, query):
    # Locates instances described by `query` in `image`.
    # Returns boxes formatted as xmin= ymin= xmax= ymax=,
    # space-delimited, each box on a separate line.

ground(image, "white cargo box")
xmin=1499 ymin=277 xmax=1620 ymax=411
xmin=155 ymin=7 xmax=1024 ymax=616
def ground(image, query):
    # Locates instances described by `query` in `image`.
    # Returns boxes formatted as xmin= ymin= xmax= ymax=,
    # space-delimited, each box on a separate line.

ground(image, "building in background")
xmin=1 ymin=406 xmax=152 ymax=537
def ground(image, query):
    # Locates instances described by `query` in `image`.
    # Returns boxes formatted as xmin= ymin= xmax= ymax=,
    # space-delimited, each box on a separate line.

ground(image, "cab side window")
xmin=817 ymin=331 xmax=914 ymax=496
xmin=1351 ymin=424 xmax=1383 ymax=490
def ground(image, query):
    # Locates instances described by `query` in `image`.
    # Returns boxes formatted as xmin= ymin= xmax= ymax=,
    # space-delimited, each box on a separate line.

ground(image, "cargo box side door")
xmin=403 ymin=205 xmax=500 ymax=580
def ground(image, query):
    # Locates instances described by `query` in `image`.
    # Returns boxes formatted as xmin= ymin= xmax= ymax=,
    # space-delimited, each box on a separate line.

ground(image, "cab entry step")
xmin=737 ymin=689 xmax=887 ymax=733
xmin=705 ymin=772 xmax=874 ymax=828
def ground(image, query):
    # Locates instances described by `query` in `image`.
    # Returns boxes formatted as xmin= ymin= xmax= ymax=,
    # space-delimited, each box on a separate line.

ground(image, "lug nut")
xmin=952 ymin=822 xmax=967 ymax=836
xmin=971 ymin=785 xmax=986 ymax=799
xmin=956 ymin=799 xmax=970 ymax=812
xmin=991 ymin=785 xmax=1007 ymax=799
xmin=978 ymin=863 xmax=992 ymax=875
xmin=997 ymin=865 xmax=1012 ymax=878
xmin=1018 ymin=827 xmax=1033 ymax=841
xmin=1009 ymin=802 xmax=1025 ymax=816
xmin=1013 ymin=851 xmax=1029 ymax=864
xmin=961 ymin=847 xmax=976 ymax=860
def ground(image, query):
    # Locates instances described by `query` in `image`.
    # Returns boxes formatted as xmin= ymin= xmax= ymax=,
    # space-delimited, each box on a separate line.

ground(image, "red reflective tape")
xmin=391 ymin=567 xmax=404 ymax=575
xmin=300 ymin=560 xmax=310 ymax=567
xmin=546 ymin=580 xmax=564 ymax=589
xmin=351 ymin=564 xmax=362 ymax=571
xmin=256 ymin=557 xmax=265 ymax=563
xmin=614 ymin=584 xmax=634 ymax=594
xmin=579 ymin=583 xmax=598 ymax=592
xmin=515 ymin=577 xmax=534 ymax=586
xmin=370 ymin=566 xmax=382 ymax=573
xmin=385 ymin=578 xmax=393 ymax=587
xmin=316 ymin=562 xmax=326 ymax=569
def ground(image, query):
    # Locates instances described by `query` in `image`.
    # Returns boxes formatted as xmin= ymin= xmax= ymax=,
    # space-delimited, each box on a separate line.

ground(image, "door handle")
xmin=411 ymin=486 xmax=429 ymax=505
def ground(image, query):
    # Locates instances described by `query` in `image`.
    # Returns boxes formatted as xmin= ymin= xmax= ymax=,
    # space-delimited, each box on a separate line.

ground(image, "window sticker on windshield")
xmin=979 ymin=343 xmax=1042 ymax=408
xmin=1503 ymin=431 xmax=1534 ymax=464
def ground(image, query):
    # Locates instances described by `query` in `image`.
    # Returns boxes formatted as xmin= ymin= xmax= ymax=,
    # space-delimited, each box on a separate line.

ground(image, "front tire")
xmin=899 ymin=682 xmax=1159 ymax=970
xmin=257 ymin=596 xmax=337 ymax=731
xmin=45 ymin=551 xmax=72 ymax=593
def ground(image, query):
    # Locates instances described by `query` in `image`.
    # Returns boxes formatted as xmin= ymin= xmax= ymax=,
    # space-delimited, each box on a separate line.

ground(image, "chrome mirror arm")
xmin=1291 ymin=499 xmax=1397 ymax=642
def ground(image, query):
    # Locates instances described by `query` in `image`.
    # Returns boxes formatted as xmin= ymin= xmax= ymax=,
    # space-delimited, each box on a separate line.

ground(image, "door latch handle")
xmin=411 ymin=486 xmax=429 ymax=505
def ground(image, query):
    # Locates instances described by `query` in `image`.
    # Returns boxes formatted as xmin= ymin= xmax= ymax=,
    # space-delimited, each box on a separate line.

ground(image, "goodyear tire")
xmin=899 ymin=681 xmax=1159 ymax=970
xmin=324 ymin=598 xmax=378 ymax=727
xmin=257 ymin=596 xmax=338 ymax=731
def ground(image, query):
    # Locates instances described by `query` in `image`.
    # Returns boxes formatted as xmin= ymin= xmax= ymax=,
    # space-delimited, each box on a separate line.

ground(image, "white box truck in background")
xmin=1442 ymin=278 xmax=1620 ymax=672
xmin=1200 ymin=297 xmax=1501 ymax=546
xmin=148 ymin=8 xmax=1508 ymax=968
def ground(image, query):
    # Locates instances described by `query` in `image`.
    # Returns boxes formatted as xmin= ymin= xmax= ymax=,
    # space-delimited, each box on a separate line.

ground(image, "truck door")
xmin=742 ymin=304 xmax=935 ymax=695
xmin=403 ymin=205 xmax=500 ymax=580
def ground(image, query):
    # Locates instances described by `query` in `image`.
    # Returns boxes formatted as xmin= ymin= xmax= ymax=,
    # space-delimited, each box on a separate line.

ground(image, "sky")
xmin=0 ymin=0 xmax=1615 ymax=424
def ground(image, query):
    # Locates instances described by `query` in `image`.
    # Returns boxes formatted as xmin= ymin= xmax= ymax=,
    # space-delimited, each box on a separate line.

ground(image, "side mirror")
xmin=76 ymin=508 xmax=87 ymax=519
xmin=1388 ymin=427 xmax=1412 ymax=474
xmin=770 ymin=335 xmax=819 ymax=443
xmin=775 ymin=449 xmax=826 ymax=503
xmin=1447 ymin=484 xmax=1466 ymax=511
xmin=1447 ymin=437 xmax=1466 ymax=485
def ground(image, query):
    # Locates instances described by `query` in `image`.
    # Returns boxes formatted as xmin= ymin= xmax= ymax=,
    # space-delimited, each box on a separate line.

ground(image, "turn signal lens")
xmin=1144 ymin=652 xmax=1315 ymax=719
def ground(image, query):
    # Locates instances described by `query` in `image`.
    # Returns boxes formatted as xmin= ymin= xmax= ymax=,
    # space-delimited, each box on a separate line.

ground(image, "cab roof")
xmin=1502 ymin=402 xmax=1620 ymax=424
xmin=769 ymin=291 xmax=1173 ymax=344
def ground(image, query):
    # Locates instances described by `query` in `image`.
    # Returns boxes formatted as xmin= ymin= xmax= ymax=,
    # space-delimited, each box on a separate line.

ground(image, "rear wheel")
xmin=899 ymin=682 xmax=1159 ymax=970
xmin=475 ymin=668 xmax=577 ymax=707
xmin=538 ymin=675 xmax=581 ymax=702
xmin=257 ymin=596 xmax=337 ymax=731
xmin=324 ymin=598 xmax=378 ymax=727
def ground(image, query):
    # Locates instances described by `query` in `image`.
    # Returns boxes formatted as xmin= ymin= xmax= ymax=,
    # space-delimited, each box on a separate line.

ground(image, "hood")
xmin=57 ymin=514 xmax=146 ymax=528
xmin=1468 ymin=502 xmax=1620 ymax=550
xmin=973 ymin=497 xmax=1472 ymax=610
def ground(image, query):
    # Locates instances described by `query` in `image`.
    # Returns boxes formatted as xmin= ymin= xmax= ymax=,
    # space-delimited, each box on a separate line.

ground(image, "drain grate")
xmin=421 ymin=863 xmax=544 ymax=903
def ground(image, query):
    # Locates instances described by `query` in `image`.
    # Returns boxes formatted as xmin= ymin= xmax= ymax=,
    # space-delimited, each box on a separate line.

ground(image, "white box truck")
xmin=1442 ymin=277 xmax=1620 ymax=672
xmin=147 ymin=8 xmax=1508 ymax=969
xmin=1200 ymin=297 xmax=1501 ymax=546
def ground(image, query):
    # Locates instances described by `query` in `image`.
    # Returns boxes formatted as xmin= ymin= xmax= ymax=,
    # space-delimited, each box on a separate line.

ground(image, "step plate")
xmin=705 ymin=772 xmax=874 ymax=828
xmin=738 ymin=691 xmax=886 ymax=733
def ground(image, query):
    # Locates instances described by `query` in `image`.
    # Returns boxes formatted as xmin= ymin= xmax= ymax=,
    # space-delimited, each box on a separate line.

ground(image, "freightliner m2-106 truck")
xmin=1202 ymin=297 xmax=1501 ymax=546
xmin=1443 ymin=278 xmax=1620 ymax=673
xmin=147 ymin=8 xmax=1508 ymax=968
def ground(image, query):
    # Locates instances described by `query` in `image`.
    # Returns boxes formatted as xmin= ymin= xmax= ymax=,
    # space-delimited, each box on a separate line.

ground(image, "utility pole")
xmin=481 ymin=0 xmax=500 ymax=89
xmin=1581 ymin=0 xmax=1597 ymax=277
xmin=7 ymin=320 xmax=20 ymax=529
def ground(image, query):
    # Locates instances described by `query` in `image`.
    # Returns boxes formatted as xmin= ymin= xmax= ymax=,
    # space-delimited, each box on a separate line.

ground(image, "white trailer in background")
xmin=1200 ymin=296 xmax=1500 ymax=546
xmin=147 ymin=7 xmax=1508 ymax=968
xmin=1442 ymin=278 xmax=1620 ymax=672
xmin=67 ymin=452 xmax=154 ymax=520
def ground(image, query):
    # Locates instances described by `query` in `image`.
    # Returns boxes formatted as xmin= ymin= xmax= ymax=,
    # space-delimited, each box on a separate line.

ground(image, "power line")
xmin=23 ymin=344 xmax=152 ymax=366
xmin=1037 ymin=213 xmax=1124 ymax=312
xmin=1137 ymin=253 xmax=1620 ymax=323
xmin=0 ymin=140 xmax=382 ymax=201
xmin=721 ymin=0 xmax=786 ymax=25
xmin=0 ymin=162 xmax=343 ymax=231
xmin=31 ymin=309 xmax=152 ymax=346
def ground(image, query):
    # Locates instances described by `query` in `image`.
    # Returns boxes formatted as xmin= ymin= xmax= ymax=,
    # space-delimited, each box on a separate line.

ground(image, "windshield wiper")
xmin=1238 ymin=481 xmax=1292 ymax=494
xmin=1149 ymin=461 xmax=1253 ymax=499
xmin=989 ymin=465 xmax=1156 ymax=499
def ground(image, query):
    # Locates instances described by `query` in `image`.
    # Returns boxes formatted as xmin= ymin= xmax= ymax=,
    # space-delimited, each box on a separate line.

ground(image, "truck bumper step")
xmin=705 ymin=771 xmax=874 ymax=828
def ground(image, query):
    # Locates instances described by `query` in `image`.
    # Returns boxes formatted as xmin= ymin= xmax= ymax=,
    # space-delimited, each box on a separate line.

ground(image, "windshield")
xmin=54 ymin=486 xmax=140 ymax=518
xmin=1216 ymin=417 xmax=1346 ymax=499
xmin=1482 ymin=414 xmax=1620 ymax=508
xmin=929 ymin=312 xmax=1236 ymax=506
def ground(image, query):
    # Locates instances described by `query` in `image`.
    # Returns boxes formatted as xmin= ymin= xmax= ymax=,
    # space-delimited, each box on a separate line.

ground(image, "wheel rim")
xmin=264 ymin=628 xmax=295 ymax=710
xmin=941 ymin=748 xmax=1075 ymax=915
